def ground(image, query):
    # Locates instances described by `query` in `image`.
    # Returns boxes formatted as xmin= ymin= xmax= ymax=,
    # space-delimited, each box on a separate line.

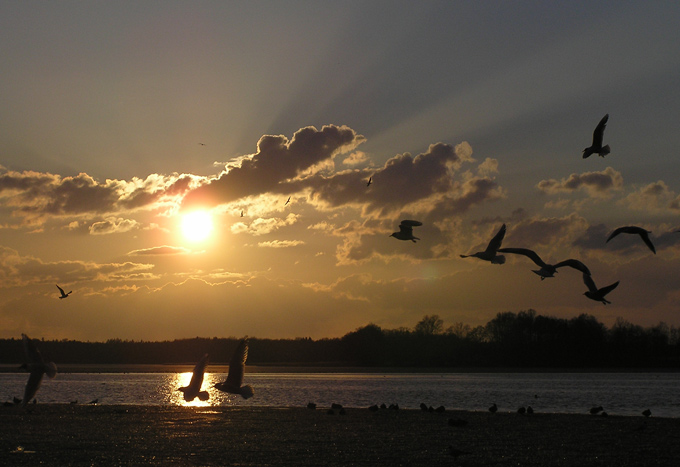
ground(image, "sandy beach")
xmin=1 ymin=405 xmax=677 ymax=466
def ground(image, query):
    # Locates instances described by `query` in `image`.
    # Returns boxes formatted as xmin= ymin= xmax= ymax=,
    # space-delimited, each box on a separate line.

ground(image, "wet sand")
xmin=1 ymin=405 xmax=676 ymax=466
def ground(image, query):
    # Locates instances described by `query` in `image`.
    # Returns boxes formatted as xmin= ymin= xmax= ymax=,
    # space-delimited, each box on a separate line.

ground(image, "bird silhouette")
xmin=56 ymin=284 xmax=72 ymax=299
xmin=285 ymin=196 xmax=291 ymax=205
xmin=589 ymin=406 xmax=603 ymax=415
xmin=583 ymin=114 xmax=610 ymax=158
xmin=606 ymin=226 xmax=656 ymax=254
xmin=460 ymin=224 xmax=506 ymax=264
xmin=488 ymin=403 xmax=498 ymax=413
xmin=214 ymin=338 xmax=254 ymax=399
xmin=240 ymin=210 xmax=244 ymax=217
xmin=390 ymin=220 xmax=422 ymax=242
xmin=19 ymin=334 xmax=57 ymax=407
xmin=642 ymin=409 xmax=652 ymax=417
xmin=583 ymin=274 xmax=619 ymax=304
xmin=499 ymin=248 xmax=591 ymax=279
xmin=178 ymin=353 xmax=210 ymax=402
xmin=366 ymin=176 xmax=372 ymax=187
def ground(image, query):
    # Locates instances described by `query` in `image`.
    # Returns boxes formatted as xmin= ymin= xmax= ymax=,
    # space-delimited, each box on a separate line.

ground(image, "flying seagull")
xmin=582 ymin=114 xmax=610 ymax=158
xmin=56 ymin=284 xmax=72 ymax=299
xmin=20 ymin=334 xmax=57 ymax=407
xmin=460 ymin=224 xmax=507 ymax=264
xmin=240 ymin=210 xmax=244 ymax=218
xmin=366 ymin=176 xmax=372 ymax=187
xmin=582 ymin=273 xmax=619 ymax=305
xmin=498 ymin=248 xmax=591 ymax=279
xmin=285 ymin=196 xmax=291 ymax=206
xmin=606 ymin=226 xmax=656 ymax=254
xmin=178 ymin=353 xmax=210 ymax=402
xmin=214 ymin=338 xmax=254 ymax=399
xmin=390 ymin=220 xmax=422 ymax=242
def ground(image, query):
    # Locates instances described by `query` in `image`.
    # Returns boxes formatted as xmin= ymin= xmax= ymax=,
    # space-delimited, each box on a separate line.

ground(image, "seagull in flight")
xmin=178 ymin=353 xmax=210 ymax=402
xmin=20 ymin=334 xmax=57 ymax=406
xmin=582 ymin=114 xmax=610 ymax=158
xmin=460 ymin=224 xmax=506 ymax=264
xmin=56 ymin=284 xmax=72 ymax=299
xmin=582 ymin=273 xmax=619 ymax=305
xmin=498 ymin=248 xmax=591 ymax=279
xmin=606 ymin=226 xmax=656 ymax=254
xmin=214 ymin=338 xmax=254 ymax=399
xmin=285 ymin=196 xmax=291 ymax=206
xmin=366 ymin=176 xmax=372 ymax=187
xmin=390 ymin=220 xmax=422 ymax=242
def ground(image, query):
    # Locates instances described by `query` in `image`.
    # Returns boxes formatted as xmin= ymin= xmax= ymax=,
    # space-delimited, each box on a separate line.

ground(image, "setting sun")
xmin=181 ymin=211 xmax=214 ymax=242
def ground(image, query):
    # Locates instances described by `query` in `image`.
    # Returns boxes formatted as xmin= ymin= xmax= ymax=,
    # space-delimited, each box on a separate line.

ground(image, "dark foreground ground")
xmin=1 ymin=405 xmax=677 ymax=466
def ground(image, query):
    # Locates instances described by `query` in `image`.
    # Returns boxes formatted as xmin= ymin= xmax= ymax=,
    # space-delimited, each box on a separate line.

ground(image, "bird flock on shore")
xmin=9 ymin=114 xmax=674 ymax=411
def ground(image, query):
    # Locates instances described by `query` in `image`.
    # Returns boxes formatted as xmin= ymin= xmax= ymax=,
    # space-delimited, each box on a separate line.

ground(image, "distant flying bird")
xmin=390 ymin=220 xmax=423 ymax=242
xmin=499 ymin=248 xmax=591 ymax=279
xmin=582 ymin=273 xmax=619 ymax=305
xmin=178 ymin=353 xmax=210 ymax=402
xmin=285 ymin=196 xmax=291 ymax=206
xmin=582 ymin=114 xmax=610 ymax=159
xmin=199 ymin=143 xmax=206 ymax=146
xmin=56 ymin=284 xmax=72 ymax=299
xmin=460 ymin=224 xmax=506 ymax=264
xmin=240 ymin=210 xmax=244 ymax=217
xmin=606 ymin=226 xmax=656 ymax=254
xmin=214 ymin=338 xmax=254 ymax=399
xmin=366 ymin=176 xmax=372 ymax=187
xmin=20 ymin=334 xmax=57 ymax=407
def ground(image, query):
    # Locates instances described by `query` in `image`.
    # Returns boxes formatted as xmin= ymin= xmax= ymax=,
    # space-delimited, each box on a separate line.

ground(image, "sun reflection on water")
xmin=168 ymin=372 xmax=226 ymax=407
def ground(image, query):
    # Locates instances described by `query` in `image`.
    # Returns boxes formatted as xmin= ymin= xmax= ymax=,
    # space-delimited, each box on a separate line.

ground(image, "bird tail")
xmin=46 ymin=362 xmax=57 ymax=378
xmin=198 ymin=391 xmax=210 ymax=401
xmin=240 ymin=385 xmax=254 ymax=399
xmin=600 ymin=145 xmax=610 ymax=156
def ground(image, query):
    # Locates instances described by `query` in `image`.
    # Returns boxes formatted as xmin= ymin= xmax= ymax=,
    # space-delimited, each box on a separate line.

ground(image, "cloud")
xmin=182 ymin=125 xmax=365 ymax=208
xmin=127 ymin=246 xmax=192 ymax=256
xmin=0 ymin=166 xmax=200 ymax=227
xmin=620 ymin=180 xmax=680 ymax=214
xmin=231 ymin=213 xmax=299 ymax=236
xmin=536 ymin=167 xmax=623 ymax=198
xmin=0 ymin=246 xmax=156 ymax=287
xmin=257 ymin=240 xmax=305 ymax=248
xmin=89 ymin=217 xmax=139 ymax=235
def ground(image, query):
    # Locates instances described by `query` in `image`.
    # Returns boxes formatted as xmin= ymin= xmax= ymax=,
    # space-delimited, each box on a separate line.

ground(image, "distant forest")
xmin=2 ymin=310 xmax=680 ymax=368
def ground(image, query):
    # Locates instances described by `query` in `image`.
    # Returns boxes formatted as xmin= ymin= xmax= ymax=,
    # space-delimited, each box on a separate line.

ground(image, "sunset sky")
xmin=2 ymin=1 xmax=680 ymax=341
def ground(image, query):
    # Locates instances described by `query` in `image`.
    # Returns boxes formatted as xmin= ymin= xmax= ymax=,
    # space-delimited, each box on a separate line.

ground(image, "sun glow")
xmin=181 ymin=210 xmax=214 ymax=242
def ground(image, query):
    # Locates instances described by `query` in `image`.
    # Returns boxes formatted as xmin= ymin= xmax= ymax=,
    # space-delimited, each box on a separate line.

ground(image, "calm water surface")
xmin=2 ymin=372 xmax=679 ymax=417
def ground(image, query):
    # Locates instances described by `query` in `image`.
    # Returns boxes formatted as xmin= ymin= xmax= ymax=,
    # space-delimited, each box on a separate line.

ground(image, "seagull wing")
xmin=23 ymin=370 xmax=45 ymax=404
xmin=638 ymin=231 xmax=656 ymax=254
xmin=485 ymin=224 xmax=506 ymax=253
xmin=399 ymin=220 xmax=421 ymax=235
xmin=22 ymin=334 xmax=44 ymax=364
xmin=592 ymin=114 xmax=608 ymax=147
xmin=553 ymin=259 xmax=591 ymax=276
xmin=606 ymin=226 xmax=627 ymax=243
xmin=188 ymin=354 xmax=209 ymax=390
xmin=582 ymin=273 xmax=598 ymax=293
xmin=599 ymin=281 xmax=620 ymax=296
xmin=226 ymin=338 xmax=248 ymax=388
xmin=56 ymin=284 xmax=65 ymax=296
xmin=497 ymin=248 xmax=547 ymax=268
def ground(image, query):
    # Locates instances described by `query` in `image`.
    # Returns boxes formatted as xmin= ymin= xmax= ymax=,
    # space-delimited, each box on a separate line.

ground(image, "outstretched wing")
xmin=638 ymin=231 xmax=656 ymax=254
xmin=592 ymin=114 xmax=608 ymax=147
xmin=606 ymin=226 xmax=627 ymax=243
xmin=582 ymin=273 xmax=598 ymax=294
xmin=226 ymin=338 xmax=249 ymax=388
xmin=485 ymin=224 xmax=506 ymax=253
xmin=599 ymin=281 xmax=620 ymax=296
xmin=189 ymin=354 xmax=209 ymax=389
xmin=22 ymin=334 xmax=44 ymax=364
xmin=56 ymin=284 xmax=65 ymax=295
xmin=497 ymin=248 xmax=546 ymax=268
xmin=554 ymin=259 xmax=591 ymax=276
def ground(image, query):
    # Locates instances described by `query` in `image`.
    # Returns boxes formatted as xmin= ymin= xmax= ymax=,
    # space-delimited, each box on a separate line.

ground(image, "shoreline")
xmin=2 ymin=405 xmax=677 ymax=466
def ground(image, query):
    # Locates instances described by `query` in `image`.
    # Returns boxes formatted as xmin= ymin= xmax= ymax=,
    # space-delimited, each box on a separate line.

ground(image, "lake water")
xmin=2 ymin=372 xmax=679 ymax=417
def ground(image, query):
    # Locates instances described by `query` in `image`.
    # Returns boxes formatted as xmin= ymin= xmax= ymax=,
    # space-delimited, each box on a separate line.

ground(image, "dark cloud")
xmin=504 ymin=214 xmax=588 ymax=248
xmin=537 ymin=167 xmax=623 ymax=197
xmin=182 ymin=125 xmax=365 ymax=208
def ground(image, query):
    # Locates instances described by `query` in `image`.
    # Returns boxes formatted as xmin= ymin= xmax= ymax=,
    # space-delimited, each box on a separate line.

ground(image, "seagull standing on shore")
xmin=498 ymin=248 xmax=591 ymax=279
xmin=583 ymin=274 xmax=619 ymax=305
xmin=178 ymin=353 xmax=210 ymax=402
xmin=460 ymin=224 xmax=506 ymax=264
xmin=214 ymin=338 xmax=254 ymax=399
xmin=56 ymin=284 xmax=72 ymax=299
xmin=606 ymin=226 xmax=656 ymax=254
xmin=390 ymin=220 xmax=422 ymax=242
xmin=582 ymin=114 xmax=610 ymax=158
xmin=20 ymin=334 xmax=57 ymax=406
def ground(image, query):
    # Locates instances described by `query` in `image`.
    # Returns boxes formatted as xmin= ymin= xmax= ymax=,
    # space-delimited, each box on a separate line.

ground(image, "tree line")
xmin=2 ymin=310 xmax=680 ymax=368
